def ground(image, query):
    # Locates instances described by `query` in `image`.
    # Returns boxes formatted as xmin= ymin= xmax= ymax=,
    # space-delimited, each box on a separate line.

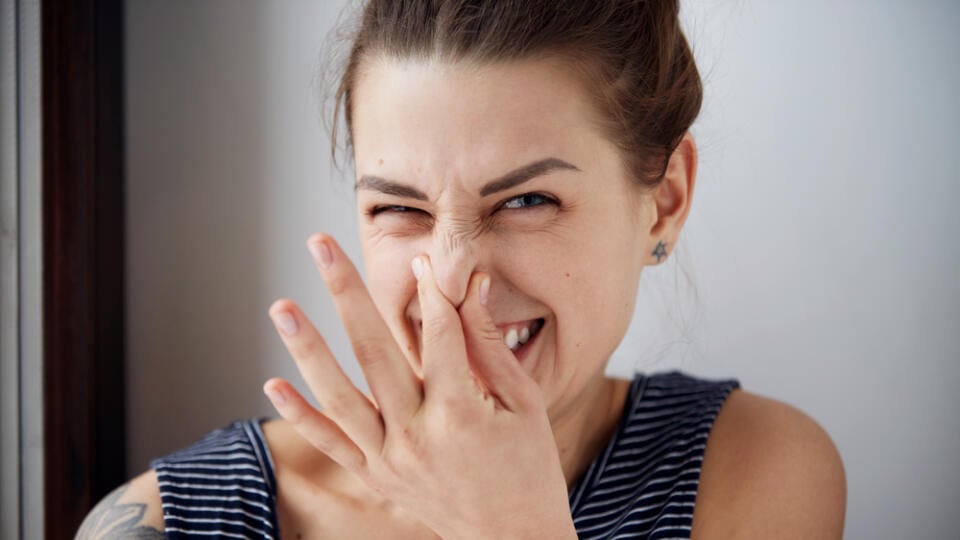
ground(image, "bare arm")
xmin=75 ymin=470 xmax=166 ymax=539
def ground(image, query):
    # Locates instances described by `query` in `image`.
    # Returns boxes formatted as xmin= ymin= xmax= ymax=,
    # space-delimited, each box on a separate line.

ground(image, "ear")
xmin=647 ymin=132 xmax=698 ymax=265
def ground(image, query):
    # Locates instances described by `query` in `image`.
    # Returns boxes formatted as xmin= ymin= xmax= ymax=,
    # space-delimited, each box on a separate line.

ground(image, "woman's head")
xmin=334 ymin=0 xmax=702 ymax=188
xmin=331 ymin=0 xmax=702 ymax=415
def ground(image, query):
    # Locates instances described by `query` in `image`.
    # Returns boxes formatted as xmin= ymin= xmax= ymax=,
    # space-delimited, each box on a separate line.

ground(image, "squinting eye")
xmin=501 ymin=193 xmax=555 ymax=210
xmin=369 ymin=205 xmax=424 ymax=217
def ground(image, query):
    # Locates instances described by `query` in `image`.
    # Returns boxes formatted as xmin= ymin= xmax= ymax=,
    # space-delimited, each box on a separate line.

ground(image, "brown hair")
xmin=329 ymin=0 xmax=703 ymax=189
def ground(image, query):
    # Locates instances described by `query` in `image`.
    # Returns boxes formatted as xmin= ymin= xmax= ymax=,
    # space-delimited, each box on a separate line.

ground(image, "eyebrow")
xmin=355 ymin=157 xmax=580 ymax=200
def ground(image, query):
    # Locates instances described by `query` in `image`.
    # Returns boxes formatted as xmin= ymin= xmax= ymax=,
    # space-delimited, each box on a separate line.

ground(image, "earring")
xmin=652 ymin=240 xmax=668 ymax=262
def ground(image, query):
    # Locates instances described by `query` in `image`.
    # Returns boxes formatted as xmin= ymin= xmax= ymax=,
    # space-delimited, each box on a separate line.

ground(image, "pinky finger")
xmin=263 ymin=378 xmax=367 ymax=473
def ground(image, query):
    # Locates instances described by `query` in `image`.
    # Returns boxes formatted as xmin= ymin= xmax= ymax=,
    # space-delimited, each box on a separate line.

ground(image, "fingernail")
xmin=308 ymin=241 xmax=333 ymax=268
xmin=479 ymin=276 xmax=490 ymax=305
xmin=411 ymin=256 xmax=423 ymax=280
xmin=265 ymin=386 xmax=286 ymax=407
xmin=272 ymin=311 xmax=299 ymax=336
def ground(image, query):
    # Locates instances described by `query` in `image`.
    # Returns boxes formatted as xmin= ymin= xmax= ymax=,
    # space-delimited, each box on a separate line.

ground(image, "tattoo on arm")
xmin=75 ymin=483 xmax=165 ymax=539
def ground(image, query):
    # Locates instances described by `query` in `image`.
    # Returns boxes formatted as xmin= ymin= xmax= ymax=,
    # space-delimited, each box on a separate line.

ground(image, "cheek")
xmin=548 ymin=232 xmax=641 ymax=360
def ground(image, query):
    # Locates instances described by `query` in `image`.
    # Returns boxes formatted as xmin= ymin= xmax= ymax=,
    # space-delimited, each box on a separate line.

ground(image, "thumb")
xmin=458 ymin=272 xmax=536 ymax=413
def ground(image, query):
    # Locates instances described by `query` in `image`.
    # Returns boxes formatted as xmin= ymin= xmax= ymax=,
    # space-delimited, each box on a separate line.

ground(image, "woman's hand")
xmin=263 ymin=234 xmax=577 ymax=540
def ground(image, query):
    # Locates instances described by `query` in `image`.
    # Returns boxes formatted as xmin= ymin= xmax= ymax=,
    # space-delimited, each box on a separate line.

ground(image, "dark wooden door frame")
xmin=42 ymin=0 xmax=125 ymax=536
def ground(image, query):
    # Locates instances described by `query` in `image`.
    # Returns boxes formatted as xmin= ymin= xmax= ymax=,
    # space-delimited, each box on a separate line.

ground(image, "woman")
xmin=79 ymin=1 xmax=846 ymax=538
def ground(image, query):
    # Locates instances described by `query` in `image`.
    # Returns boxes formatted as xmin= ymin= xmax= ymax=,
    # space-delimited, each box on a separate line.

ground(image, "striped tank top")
xmin=151 ymin=370 xmax=739 ymax=539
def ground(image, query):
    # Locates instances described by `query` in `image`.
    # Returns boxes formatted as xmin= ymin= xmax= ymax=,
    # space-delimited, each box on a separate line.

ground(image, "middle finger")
xmin=269 ymin=299 xmax=384 ymax=451
xmin=307 ymin=233 xmax=423 ymax=428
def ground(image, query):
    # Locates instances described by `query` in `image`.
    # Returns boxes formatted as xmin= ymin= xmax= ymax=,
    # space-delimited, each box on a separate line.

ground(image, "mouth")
xmin=496 ymin=318 xmax=545 ymax=364
xmin=415 ymin=317 xmax=546 ymax=368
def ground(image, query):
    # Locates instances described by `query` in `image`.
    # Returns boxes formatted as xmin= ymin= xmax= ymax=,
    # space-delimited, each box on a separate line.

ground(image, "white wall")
xmin=125 ymin=2 xmax=960 ymax=538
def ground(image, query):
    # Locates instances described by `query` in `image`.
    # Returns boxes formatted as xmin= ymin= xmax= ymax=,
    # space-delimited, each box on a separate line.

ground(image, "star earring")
xmin=652 ymin=240 xmax=668 ymax=263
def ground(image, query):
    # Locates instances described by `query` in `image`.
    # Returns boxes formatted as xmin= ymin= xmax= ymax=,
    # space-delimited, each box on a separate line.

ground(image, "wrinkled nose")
xmin=427 ymin=228 xmax=479 ymax=309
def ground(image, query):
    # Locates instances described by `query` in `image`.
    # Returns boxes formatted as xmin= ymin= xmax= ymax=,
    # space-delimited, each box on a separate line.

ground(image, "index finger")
xmin=413 ymin=255 xmax=475 ymax=399
xmin=308 ymin=233 xmax=422 ymax=427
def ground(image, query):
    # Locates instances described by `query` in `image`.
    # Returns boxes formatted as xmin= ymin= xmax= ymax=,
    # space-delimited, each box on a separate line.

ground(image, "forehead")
xmin=350 ymin=56 xmax=607 ymax=187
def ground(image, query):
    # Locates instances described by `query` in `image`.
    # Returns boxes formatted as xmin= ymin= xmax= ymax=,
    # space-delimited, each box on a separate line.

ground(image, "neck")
xmin=549 ymin=373 xmax=632 ymax=490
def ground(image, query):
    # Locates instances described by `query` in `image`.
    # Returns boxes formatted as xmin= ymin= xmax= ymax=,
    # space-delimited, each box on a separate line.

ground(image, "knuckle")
xmin=393 ymin=425 xmax=423 ymax=458
xmin=429 ymin=394 xmax=472 ymax=423
xmin=421 ymin=314 xmax=455 ymax=343
xmin=294 ymin=334 xmax=325 ymax=359
xmin=351 ymin=338 xmax=388 ymax=368
xmin=285 ymin=401 xmax=312 ymax=424
xmin=479 ymin=324 xmax=502 ymax=345
xmin=382 ymin=425 xmax=427 ymax=470
xmin=324 ymin=269 xmax=353 ymax=297
xmin=347 ymin=452 xmax=369 ymax=477
xmin=322 ymin=390 xmax=355 ymax=417
xmin=386 ymin=447 xmax=424 ymax=480
xmin=307 ymin=429 xmax=336 ymax=454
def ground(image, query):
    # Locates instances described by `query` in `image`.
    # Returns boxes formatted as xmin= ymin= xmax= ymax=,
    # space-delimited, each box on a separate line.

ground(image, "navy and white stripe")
xmin=569 ymin=371 xmax=739 ymax=539
xmin=151 ymin=371 xmax=737 ymax=539
xmin=151 ymin=419 xmax=279 ymax=539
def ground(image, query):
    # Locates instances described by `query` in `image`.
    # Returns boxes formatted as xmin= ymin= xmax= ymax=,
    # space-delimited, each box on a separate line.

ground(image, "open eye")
xmin=500 ymin=193 xmax=556 ymax=210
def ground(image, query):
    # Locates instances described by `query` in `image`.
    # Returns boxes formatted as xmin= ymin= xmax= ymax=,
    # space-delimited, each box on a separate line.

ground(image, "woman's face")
xmin=351 ymin=57 xmax=660 ymax=416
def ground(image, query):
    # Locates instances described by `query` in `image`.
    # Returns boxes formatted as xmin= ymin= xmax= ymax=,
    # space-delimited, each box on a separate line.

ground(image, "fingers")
xmin=268 ymin=299 xmax=384 ymax=451
xmin=413 ymin=255 xmax=474 ymax=398
xmin=459 ymin=273 xmax=534 ymax=412
xmin=263 ymin=378 xmax=366 ymax=473
xmin=307 ymin=234 xmax=422 ymax=427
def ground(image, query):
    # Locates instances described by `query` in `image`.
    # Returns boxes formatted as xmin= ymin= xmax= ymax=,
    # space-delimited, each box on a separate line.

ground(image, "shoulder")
xmin=76 ymin=418 xmax=282 ymax=538
xmin=691 ymin=389 xmax=847 ymax=539
xmin=75 ymin=470 xmax=165 ymax=538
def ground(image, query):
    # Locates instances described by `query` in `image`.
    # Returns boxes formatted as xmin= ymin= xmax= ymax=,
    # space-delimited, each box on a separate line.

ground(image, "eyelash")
xmin=368 ymin=193 xmax=558 ymax=217
xmin=368 ymin=205 xmax=419 ymax=217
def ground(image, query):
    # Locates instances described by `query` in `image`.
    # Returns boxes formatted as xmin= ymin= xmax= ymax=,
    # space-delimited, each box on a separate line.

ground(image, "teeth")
xmin=505 ymin=328 xmax=519 ymax=350
xmin=518 ymin=326 xmax=530 ymax=344
xmin=501 ymin=320 xmax=541 ymax=352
